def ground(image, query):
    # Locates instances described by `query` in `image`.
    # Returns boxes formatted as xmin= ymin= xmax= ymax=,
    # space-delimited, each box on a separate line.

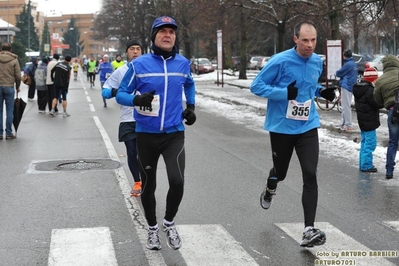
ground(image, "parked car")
xmin=231 ymin=56 xmax=241 ymax=71
xmin=256 ymin=56 xmax=271 ymax=70
xmin=247 ymin=56 xmax=264 ymax=70
xmin=352 ymin=53 xmax=368 ymax=83
xmin=190 ymin=58 xmax=215 ymax=74
xmin=366 ymin=55 xmax=384 ymax=71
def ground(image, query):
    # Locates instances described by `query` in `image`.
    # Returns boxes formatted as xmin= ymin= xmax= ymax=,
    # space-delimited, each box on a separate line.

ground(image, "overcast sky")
xmin=36 ymin=0 xmax=102 ymax=15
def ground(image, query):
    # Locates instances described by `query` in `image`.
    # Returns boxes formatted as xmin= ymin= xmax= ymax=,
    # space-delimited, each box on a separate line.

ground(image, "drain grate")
xmin=31 ymin=159 xmax=121 ymax=172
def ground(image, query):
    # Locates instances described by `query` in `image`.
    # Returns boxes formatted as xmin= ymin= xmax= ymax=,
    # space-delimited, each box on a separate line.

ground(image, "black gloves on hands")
xmin=183 ymin=104 xmax=196 ymax=125
xmin=133 ymin=90 xmax=155 ymax=108
xmin=320 ymin=87 xmax=336 ymax=102
xmin=287 ymin=81 xmax=298 ymax=100
xmin=111 ymin=88 xmax=118 ymax=98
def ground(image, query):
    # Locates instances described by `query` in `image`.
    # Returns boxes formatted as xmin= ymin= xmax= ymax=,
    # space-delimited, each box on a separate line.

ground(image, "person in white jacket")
xmin=102 ymin=38 xmax=143 ymax=196
xmin=46 ymin=54 xmax=59 ymax=113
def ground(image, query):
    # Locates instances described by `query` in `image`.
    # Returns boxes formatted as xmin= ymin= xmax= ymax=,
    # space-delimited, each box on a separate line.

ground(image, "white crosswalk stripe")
xmin=383 ymin=221 xmax=399 ymax=232
xmin=48 ymin=227 xmax=118 ymax=266
xmin=178 ymin=224 xmax=259 ymax=266
xmin=276 ymin=222 xmax=397 ymax=266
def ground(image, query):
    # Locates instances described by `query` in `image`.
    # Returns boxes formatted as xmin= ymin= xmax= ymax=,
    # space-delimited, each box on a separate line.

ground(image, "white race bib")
xmin=286 ymin=99 xmax=311 ymax=121
xmin=135 ymin=94 xmax=160 ymax=117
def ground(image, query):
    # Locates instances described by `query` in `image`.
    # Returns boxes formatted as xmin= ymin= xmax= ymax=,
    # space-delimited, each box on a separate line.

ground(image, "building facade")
xmin=0 ymin=0 xmax=104 ymax=58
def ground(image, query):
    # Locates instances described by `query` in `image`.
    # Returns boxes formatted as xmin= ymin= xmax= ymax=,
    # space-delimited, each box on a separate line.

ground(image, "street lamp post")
xmin=393 ymin=19 xmax=398 ymax=56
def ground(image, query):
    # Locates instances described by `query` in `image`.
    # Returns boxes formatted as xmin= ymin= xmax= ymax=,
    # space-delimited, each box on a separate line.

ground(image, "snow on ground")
xmin=191 ymin=70 xmax=399 ymax=186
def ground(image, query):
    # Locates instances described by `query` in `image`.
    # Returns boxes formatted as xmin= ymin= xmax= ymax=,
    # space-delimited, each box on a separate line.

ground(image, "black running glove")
xmin=183 ymin=104 xmax=196 ymax=125
xmin=319 ymin=87 xmax=336 ymax=102
xmin=133 ymin=90 xmax=155 ymax=107
xmin=111 ymin=88 xmax=118 ymax=97
xmin=287 ymin=81 xmax=298 ymax=100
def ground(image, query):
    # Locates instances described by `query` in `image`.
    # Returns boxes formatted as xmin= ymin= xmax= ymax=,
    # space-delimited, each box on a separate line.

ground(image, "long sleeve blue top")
xmin=250 ymin=47 xmax=323 ymax=134
xmin=115 ymin=52 xmax=195 ymax=133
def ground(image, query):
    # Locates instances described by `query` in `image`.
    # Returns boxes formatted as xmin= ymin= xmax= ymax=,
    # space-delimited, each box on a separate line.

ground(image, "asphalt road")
xmin=0 ymin=71 xmax=398 ymax=266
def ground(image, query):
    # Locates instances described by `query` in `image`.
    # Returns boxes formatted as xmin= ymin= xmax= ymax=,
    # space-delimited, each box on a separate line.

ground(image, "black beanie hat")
xmin=126 ymin=38 xmax=143 ymax=52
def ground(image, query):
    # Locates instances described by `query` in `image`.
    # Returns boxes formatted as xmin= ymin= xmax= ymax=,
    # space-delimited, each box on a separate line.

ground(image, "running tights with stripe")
xmin=136 ymin=131 xmax=185 ymax=226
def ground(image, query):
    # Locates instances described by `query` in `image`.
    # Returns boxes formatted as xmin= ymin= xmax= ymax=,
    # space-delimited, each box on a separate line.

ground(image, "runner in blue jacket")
xmin=98 ymin=54 xmax=113 ymax=107
xmin=116 ymin=16 xmax=196 ymax=251
xmin=250 ymin=21 xmax=333 ymax=248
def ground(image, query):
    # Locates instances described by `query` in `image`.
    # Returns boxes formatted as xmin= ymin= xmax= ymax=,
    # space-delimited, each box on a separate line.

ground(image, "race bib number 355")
xmin=286 ymin=99 xmax=311 ymax=121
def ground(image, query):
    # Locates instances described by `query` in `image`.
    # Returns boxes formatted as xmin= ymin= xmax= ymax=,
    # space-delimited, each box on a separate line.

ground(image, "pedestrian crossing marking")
xmin=48 ymin=227 xmax=118 ymax=266
xmin=276 ymin=222 xmax=397 ymax=266
xmin=383 ymin=221 xmax=399 ymax=232
xmin=178 ymin=224 xmax=259 ymax=266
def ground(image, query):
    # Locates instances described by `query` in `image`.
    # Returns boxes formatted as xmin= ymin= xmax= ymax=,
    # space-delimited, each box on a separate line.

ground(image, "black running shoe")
xmin=300 ymin=227 xmax=326 ymax=247
xmin=260 ymin=187 xmax=276 ymax=209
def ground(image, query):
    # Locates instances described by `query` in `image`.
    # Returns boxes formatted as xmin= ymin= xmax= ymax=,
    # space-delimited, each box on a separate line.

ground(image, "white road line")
xmin=383 ymin=221 xmax=399 ymax=232
xmin=86 ymin=96 xmax=92 ymax=102
xmin=48 ymin=227 xmax=118 ymax=266
xmin=93 ymin=116 xmax=167 ymax=266
xmin=276 ymin=222 xmax=397 ymax=266
xmin=89 ymin=103 xmax=95 ymax=112
xmin=178 ymin=224 xmax=259 ymax=266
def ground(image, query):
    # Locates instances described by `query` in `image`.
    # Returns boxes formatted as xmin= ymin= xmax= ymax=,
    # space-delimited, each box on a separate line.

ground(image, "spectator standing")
xmin=87 ymin=56 xmax=97 ymax=88
xmin=27 ymin=57 xmax=39 ymax=101
xmin=35 ymin=57 xmax=48 ymax=113
xmin=50 ymin=55 xmax=72 ymax=117
xmin=116 ymin=16 xmax=196 ymax=251
xmin=102 ymin=38 xmax=144 ymax=197
xmin=335 ymin=49 xmax=358 ymax=131
xmin=98 ymin=54 xmax=113 ymax=107
xmin=353 ymin=67 xmax=383 ymax=172
xmin=46 ymin=54 xmax=60 ymax=114
xmin=111 ymin=54 xmax=125 ymax=70
xmin=250 ymin=21 xmax=331 ymax=248
xmin=0 ymin=42 xmax=21 ymax=140
xmin=374 ymin=54 xmax=399 ymax=179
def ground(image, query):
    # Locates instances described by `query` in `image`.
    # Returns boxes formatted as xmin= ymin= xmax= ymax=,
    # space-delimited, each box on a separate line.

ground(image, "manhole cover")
xmin=32 ymin=159 xmax=121 ymax=172
xmin=57 ymin=160 xmax=104 ymax=170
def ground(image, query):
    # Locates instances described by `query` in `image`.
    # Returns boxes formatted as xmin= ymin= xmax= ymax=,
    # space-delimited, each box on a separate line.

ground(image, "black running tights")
xmin=136 ymin=131 xmax=185 ymax=226
xmin=267 ymin=128 xmax=319 ymax=227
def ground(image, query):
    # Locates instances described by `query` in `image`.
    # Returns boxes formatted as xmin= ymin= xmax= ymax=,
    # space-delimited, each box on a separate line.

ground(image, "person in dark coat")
xmin=27 ymin=57 xmax=38 ymax=101
xmin=353 ymin=66 xmax=383 ymax=172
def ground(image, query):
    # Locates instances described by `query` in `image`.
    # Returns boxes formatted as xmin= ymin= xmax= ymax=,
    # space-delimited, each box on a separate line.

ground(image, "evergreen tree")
xmin=15 ymin=0 xmax=40 ymax=53
xmin=40 ymin=22 xmax=51 ymax=57
xmin=62 ymin=18 xmax=84 ymax=58
xmin=11 ymin=40 xmax=27 ymax=67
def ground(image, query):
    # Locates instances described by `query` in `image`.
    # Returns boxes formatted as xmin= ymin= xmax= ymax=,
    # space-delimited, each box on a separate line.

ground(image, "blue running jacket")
xmin=116 ymin=53 xmax=196 ymax=133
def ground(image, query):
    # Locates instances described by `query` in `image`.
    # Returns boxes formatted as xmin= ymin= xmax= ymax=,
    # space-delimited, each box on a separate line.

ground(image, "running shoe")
xmin=146 ymin=228 xmax=161 ymax=250
xmin=260 ymin=187 xmax=276 ymax=209
xmin=63 ymin=112 xmax=70 ymax=117
xmin=162 ymin=223 xmax=182 ymax=250
xmin=50 ymin=110 xmax=55 ymax=116
xmin=131 ymin=181 xmax=142 ymax=197
xmin=300 ymin=227 xmax=326 ymax=247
